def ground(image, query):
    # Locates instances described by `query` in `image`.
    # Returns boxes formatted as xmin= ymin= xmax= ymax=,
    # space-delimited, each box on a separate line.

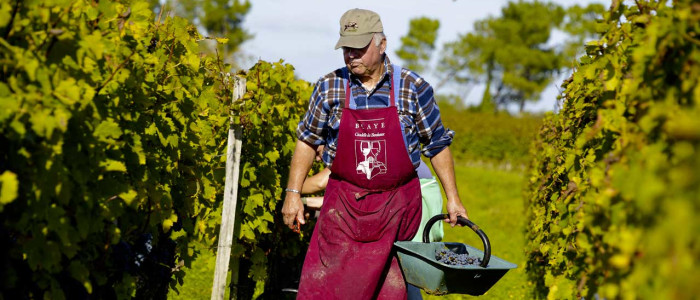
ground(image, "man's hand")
xmin=282 ymin=192 xmax=306 ymax=231
xmin=282 ymin=140 xmax=317 ymax=231
xmin=445 ymin=198 xmax=468 ymax=227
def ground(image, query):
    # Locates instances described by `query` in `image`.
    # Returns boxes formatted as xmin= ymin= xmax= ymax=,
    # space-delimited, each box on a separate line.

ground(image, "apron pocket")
xmin=338 ymin=188 xmax=398 ymax=242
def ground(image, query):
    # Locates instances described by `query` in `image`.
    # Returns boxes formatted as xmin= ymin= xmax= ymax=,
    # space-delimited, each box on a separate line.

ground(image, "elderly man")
xmin=281 ymin=8 xmax=468 ymax=299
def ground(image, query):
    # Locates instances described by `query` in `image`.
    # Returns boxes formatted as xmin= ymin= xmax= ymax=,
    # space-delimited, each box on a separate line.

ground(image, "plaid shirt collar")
xmin=347 ymin=55 xmax=393 ymax=93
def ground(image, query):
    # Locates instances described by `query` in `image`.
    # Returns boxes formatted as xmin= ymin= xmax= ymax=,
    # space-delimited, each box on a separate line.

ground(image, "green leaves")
xmin=94 ymin=119 xmax=123 ymax=142
xmin=525 ymin=1 xmax=700 ymax=299
xmin=0 ymin=2 xmax=12 ymax=28
xmin=101 ymin=159 xmax=127 ymax=172
xmin=0 ymin=171 xmax=19 ymax=208
xmin=161 ymin=0 xmax=252 ymax=64
xmin=68 ymin=261 xmax=92 ymax=294
xmin=0 ymin=0 xmax=235 ymax=297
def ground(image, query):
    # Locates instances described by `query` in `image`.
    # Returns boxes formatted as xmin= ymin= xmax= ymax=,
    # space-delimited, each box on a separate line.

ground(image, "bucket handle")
xmin=423 ymin=214 xmax=491 ymax=268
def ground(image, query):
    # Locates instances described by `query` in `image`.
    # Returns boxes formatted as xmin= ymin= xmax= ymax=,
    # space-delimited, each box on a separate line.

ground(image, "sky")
xmin=239 ymin=0 xmax=605 ymax=112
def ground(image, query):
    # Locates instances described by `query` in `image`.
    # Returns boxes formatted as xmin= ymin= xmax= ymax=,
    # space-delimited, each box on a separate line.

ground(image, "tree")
xmin=395 ymin=17 xmax=440 ymax=74
xmin=154 ymin=0 xmax=252 ymax=66
xmin=438 ymin=0 xmax=603 ymax=112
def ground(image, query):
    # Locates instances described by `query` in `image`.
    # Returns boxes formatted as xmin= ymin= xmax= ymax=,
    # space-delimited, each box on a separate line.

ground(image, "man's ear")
xmin=380 ymin=39 xmax=387 ymax=54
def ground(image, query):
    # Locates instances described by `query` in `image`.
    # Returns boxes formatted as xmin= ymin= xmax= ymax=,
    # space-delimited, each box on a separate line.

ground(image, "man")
xmin=281 ymin=8 xmax=468 ymax=299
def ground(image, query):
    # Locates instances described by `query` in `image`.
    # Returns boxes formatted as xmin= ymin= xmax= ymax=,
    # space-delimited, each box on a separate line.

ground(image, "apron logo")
xmin=344 ymin=21 xmax=359 ymax=32
xmin=356 ymin=122 xmax=385 ymax=130
xmin=355 ymin=140 xmax=387 ymax=180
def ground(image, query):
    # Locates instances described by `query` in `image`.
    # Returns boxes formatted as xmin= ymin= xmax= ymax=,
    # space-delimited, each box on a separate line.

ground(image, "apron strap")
xmin=342 ymin=67 xmax=356 ymax=110
xmin=392 ymin=65 xmax=410 ymax=153
xmin=343 ymin=65 xmax=399 ymax=109
xmin=391 ymin=64 xmax=400 ymax=107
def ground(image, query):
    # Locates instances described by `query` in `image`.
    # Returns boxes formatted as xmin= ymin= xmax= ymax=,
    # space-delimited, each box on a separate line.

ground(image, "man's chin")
xmin=349 ymin=68 xmax=366 ymax=76
xmin=346 ymin=64 xmax=362 ymax=72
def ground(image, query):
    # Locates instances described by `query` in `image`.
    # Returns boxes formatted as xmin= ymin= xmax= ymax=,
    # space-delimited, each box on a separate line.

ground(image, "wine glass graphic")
xmin=357 ymin=141 xmax=384 ymax=179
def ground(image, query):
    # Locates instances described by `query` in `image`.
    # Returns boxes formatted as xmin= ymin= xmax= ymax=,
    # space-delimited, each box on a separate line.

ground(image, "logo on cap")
xmin=344 ymin=21 xmax=359 ymax=32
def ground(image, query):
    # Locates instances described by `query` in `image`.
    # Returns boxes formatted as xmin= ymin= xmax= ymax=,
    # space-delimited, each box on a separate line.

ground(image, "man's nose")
xmin=346 ymin=48 xmax=360 ymax=58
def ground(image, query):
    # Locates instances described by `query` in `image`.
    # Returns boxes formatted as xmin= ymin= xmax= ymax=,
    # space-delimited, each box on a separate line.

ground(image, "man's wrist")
xmin=285 ymin=188 xmax=301 ymax=194
xmin=446 ymin=196 xmax=461 ymax=203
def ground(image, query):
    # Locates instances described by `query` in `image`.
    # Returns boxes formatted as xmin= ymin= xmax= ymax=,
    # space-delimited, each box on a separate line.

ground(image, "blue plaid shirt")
xmin=296 ymin=56 xmax=454 ymax=168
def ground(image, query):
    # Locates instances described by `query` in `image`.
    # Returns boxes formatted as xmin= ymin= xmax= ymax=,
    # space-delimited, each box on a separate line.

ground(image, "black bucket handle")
xmin=423 ymin=214 xmax=491 ymax=268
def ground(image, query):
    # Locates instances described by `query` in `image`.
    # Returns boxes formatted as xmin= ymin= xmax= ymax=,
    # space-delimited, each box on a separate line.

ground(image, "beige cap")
xmin=334 ymin=8 xmax=383 ymax=50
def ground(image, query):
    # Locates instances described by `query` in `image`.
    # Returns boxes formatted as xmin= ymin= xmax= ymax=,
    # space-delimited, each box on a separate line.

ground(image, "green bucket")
xmin=394 ymin=214 xmax=517 ymax=296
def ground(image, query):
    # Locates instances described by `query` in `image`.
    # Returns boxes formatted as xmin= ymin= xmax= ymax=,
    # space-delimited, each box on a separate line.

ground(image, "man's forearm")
xmin=429 ymin=146 xmax=459 ymax=201
xmin=430 ymin=146 xmax=468 ymax=224
xmin=287 ymin=140 xmax=317 ymax=192
xmin=302 ymin=168 xmax=331 ymax=194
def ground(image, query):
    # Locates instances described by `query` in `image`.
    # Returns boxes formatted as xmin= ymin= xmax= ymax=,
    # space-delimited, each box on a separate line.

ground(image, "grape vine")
xmin=0 ymin=0 xmax=234 ymax=298
xmin=230 ymin=60 xmax=314 ymax=298
xmin=525 ymin=1 xmax=700 ymax=299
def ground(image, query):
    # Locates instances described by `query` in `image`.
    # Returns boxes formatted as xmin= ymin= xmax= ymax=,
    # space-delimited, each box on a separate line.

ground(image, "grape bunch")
xmin=435 ymin=248 xmax=483 ymax=266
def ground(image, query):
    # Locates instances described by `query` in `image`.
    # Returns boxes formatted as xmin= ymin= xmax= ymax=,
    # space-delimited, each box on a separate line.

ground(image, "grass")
xmin=170 ymin=163 xmax=529 ymax=299
xmin=168 ymin=242 xmax=232 ymax=300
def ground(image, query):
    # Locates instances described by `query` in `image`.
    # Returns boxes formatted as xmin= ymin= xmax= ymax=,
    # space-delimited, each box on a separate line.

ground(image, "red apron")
xmin=297 ymin=66 xmax=422 ymax=299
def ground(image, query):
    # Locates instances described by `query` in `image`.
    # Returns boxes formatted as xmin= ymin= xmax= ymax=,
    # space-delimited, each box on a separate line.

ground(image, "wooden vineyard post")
xmin=211 ymin=76 xmax=246 ymax=300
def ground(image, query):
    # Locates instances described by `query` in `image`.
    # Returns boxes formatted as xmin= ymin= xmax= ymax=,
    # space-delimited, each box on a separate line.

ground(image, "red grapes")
xmin=435 ymin=248 xmax=483 ymax=266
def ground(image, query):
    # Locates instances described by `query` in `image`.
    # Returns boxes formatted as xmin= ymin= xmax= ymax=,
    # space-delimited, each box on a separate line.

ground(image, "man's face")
xmin=343 ymin=36 xmax=386 ymax=77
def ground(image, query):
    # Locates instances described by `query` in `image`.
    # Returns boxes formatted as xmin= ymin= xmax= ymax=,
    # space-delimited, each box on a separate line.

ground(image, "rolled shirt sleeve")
xmin=296 ymin=79 xmax=329 ymax=146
